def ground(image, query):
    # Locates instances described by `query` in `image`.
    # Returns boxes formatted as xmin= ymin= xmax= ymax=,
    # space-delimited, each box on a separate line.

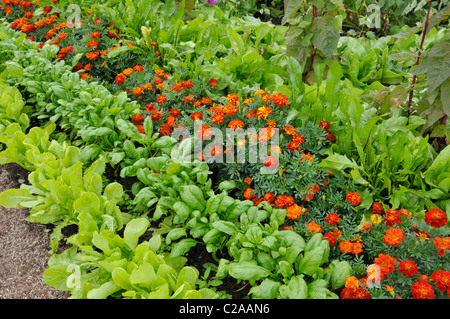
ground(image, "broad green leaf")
xmin=427 ymin=39 xmax=450 ymax=94
xmin=331 ymin=260 xmax=353 ymax=290
xmin=179 ymin=185 xmax=206 ymax=211
xmin=424 ymin=145 xmax=450 ymax=192
xmin=0 ymin=188 xmax=34 ymax=208
xmin=170 ymin=239 xmax=198 ymax=257
xmin=87 ymin=281 xmax=121 ymax=299
xmin=212 ymin=220 xmax=238 ymax=235
xmin=249 ymin=279 xmax=281 ymax=299
xmin=279 ymin=275 xmax=308 ymax=299
xmin=297 ymin=246 xmax=325 ymax=276
xmin=124 ymin=218 xmax=150 ymax=250
xmin=228 ymin=261 xmax=271 ymax=281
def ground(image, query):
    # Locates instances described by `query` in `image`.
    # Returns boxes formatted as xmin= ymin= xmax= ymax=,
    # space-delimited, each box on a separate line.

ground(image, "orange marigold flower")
xmin=228 ymin=119 xmax=245 ymax=130
xmin=263 ymin=192 xmax=275 ymax=205
xmin=132 ymin=114 xmax=144 ymax=124
xmin=197 ymin=124 xmax=213 ymax=139
xmin=398 ymin=260 xmax=418 ymax=277
xmin=210 ymin=145 xmax=223 ymax=156
xmin=133 ymin=87 xmax=144 ymax=97
xmin=346 ymin=192 xmax=361 ymax=206
xmin=352 ymin=288 xmax=371 ymax=299
xmin=151 ymin=111 xmax=162 ymax=121
xmin=156 ymin=95 xmax=167 ymax=104
xmin=323 ymin=232 xmax=337 ymax=246
xmin=136 ymin=125 xmax=145 ymax=134
xmin=90 ymin=31 xmax=101 ymax=39
xmin=431 ymin=270 xmax=450 ymax=293
xmin=211 ymin=112 xmax=224 ymax=125
xmin=399 ymin=209 xmax=412 ymax=219
xmin=282 ymin=225 xmax=295 ymax=231
xmin=181 ymin=80 xmax=194 ymax=89
xmin=223 ymin=103 xmax=239 ymax=116
xmin=266 ymin=119 xmax=277 ymax=128
xmin=208 ymin=78 xmax=218 ymax=87
xmin=133 ymin=65 xmax=144 ymax=72
xmin=325 ymin=213 xmax=340 ymax=226
xmin=286 ymin=204 xmax=302 ymax=220
xmin=244 ymin=176 xmax=251 ymax=186
xmin=243 ymin=187 xmax=255 ymax=200
xmin=86 ymin=52 xmax=99 ymax=60
xmin=258 ymin=127 xmax=275 ymax=143
xmin=374 ymin=253 xmax=396 ymax=280
xmin=318 ymin=120 xmax=330 ymax=130
xmin=263 ymin=155 xmax=278 ymax=169
xmin=384 ymin=209 xmax=401 ymax=226
xmin=383 ymin=228 xmax=406 ymax=247
xmin=361 ymin=223 xmax=373 ymax=232
xmin=425 ymin=208 xmax=448 ymax=228
xmin=190 ymin=112 xmax=203 ymax=121
xmin=226 ymin=93 xmax=240 ymax=105
xmin=306 ymin=221 xmax=322 ymax=235
xmin=88 ymin=40 xmax=98 ymax=50
xmin=256 ymin=106 xmax=272 ymax=119
xmin=292 ymin=133 xmax=305 ymax=144
xmin=411 ymin=280 xmax=435 ymax=299
xmin=433 ymin=236 xmax=450 ymax=256
xmin=372 ymin=201 xmax=385 ymax=215
xmin=123 ymin=68 xmax=134 ymax=76
xmin=275 ymin=195 xmax=295 ymax=208
xmin=345 ymin=276 xmax=359 ymax=289
xmin=270 ymin=93 xmax=288 ymax=107
xmin=155 ymin=69 xmax=164 ymax=76
xmin=283 ymin=125 xmax=296 ymax=135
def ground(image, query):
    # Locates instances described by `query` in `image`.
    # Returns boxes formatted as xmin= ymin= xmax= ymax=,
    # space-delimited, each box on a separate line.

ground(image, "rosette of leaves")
xmin=213 ymin=208 xmax=353 ymax=299
xmin=44 ymin=218 xmax=218 ymax=299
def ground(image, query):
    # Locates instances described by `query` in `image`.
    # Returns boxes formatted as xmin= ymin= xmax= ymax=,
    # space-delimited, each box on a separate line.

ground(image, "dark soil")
xmin=185 ymin=243 xmax=251 ymax=299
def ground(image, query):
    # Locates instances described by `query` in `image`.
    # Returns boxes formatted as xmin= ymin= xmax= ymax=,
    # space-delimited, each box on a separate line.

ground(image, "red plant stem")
xmin=407 ymin=0 xmax=433 ymax=113
xmin=310 ymin=5 xmax=318 ymax=71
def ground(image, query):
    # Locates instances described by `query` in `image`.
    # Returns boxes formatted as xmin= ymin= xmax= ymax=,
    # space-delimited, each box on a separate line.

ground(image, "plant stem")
xmin=407 ymin=0 xmax=433 ymax=114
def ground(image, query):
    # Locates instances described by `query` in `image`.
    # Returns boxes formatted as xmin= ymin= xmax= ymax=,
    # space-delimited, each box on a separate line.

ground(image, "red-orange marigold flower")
xmin=318 ymin=120 xmax=330 ymax=130
xmin=431 ymin=270 xmax=450 ymax=293
xmin=156 ymin=95 xmax=167 ymax=104
xmin=263 ymin=192 xmax=275 ymax=205
xmin=263 ymin=155 xmax=278 ymax=169
xmin=286 ymin=204 xmax=302 ymax=220
xmin=326 ymin=213 xmax=340 ymax=226
xmin=228 ymin=119 xmax=245 ymax=130
xmin=209 ymin=78 xmax=218 ymax=87
xmin=374 ymin=253 xmax=396 ymax=280
xmin=383 ymin=228 xmax=406 ymax=247
xmin=275 ymin=195 xmax=294 ymax=208
xmin=132 ymin=114 xmax=144 ymax=124
xmin=243 ymin=187 xmax=255 ymax=200
xmin=433 ymin=236 xmax=450 ymax=256
xmin=372 ymin=201 xmax=385 ymax=215
xmin=346 ymin=192 xmax=361 ymax=206
xmin=197 ymin=124 xmax=213 ymax=139
xmin=384 ymin=209 xmax=401 ymax=226
xmin=411 ymin=280 xmax=435 ymax=299
xmin=306 ymin=221 xmax=322 ymax=235
xmin=190 ymin=112 xmax=203 ymax=121
xmin=425 ymin=208 xmax=448 ymax=228
xmin=398 ymin=260 xmax=418 ymax=277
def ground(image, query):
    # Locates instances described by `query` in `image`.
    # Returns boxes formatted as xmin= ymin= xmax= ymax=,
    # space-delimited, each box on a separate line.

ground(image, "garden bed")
xmin=0 ymin=0 xmax=449 ymax=301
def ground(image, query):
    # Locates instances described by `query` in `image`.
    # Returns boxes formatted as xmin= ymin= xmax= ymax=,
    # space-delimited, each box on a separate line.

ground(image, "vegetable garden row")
xmin=0 ymin=0 xmax=449 ymax=299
